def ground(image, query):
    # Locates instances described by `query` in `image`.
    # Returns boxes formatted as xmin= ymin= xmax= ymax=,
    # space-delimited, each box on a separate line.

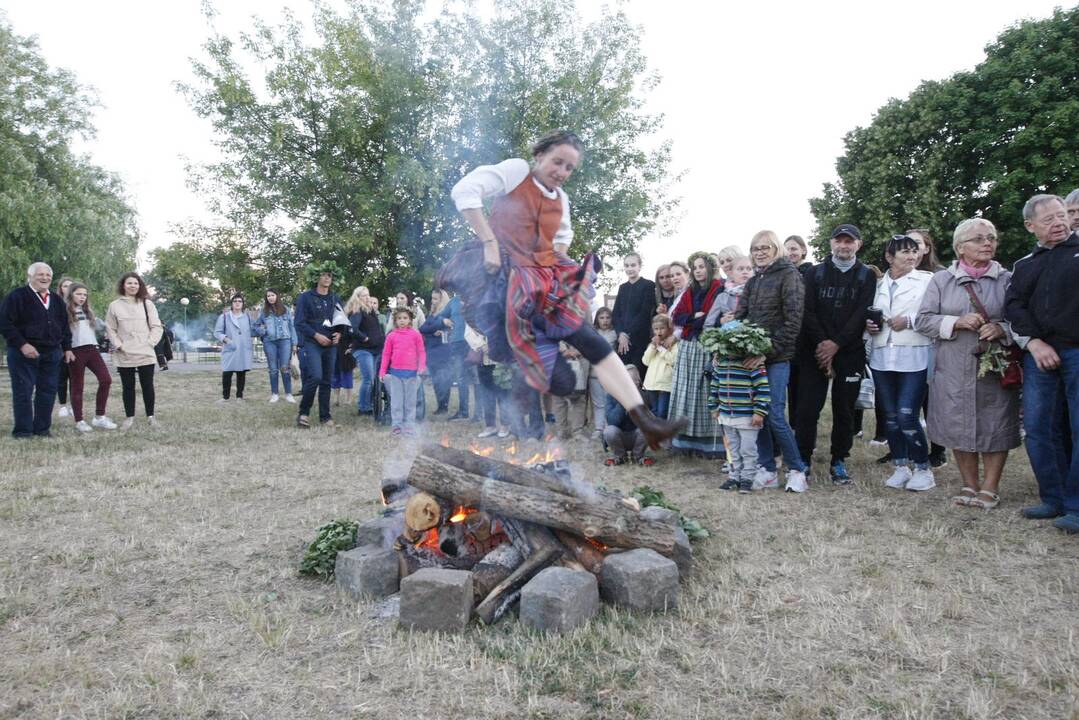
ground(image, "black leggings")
xmin=118 ymin=364 xmax=155 ymax=417
xmin=532 ymin=319 xmax=614 ymax=397
xmin=223 ymin=371 xmax=247 ymax=399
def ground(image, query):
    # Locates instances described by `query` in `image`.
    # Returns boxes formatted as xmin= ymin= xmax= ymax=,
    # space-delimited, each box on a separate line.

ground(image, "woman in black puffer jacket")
xmin=735 ymin=230 xmax=809 ymax=490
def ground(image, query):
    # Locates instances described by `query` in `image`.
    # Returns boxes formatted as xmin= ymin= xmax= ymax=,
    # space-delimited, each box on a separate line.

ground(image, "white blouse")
xmin=450 ymin=158 xmax=574 ymax=248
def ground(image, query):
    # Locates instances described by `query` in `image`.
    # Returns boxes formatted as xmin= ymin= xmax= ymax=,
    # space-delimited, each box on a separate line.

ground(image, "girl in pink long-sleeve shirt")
xmin=379 ymin=308 xmax=427 ymax=434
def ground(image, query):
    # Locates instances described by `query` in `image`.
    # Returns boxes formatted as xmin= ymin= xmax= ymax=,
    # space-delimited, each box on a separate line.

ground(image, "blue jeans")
xmin=1023 ymin=349 xmax=1079 ymax=513
xmin=872 ymin=368 xmax=929 ymax=466
xmin=263 ymin=338 xmax=293 ymax=395
xmin=298 ymin=343 xmax=336 ymax=421
xmin=353 ymin=350 xmax=377 ymax=412
xmin=7 ymin=346 xmax=61 ymax=437
xmin=650 ymin=390 xmax=670 ymax=420
xmin=756 ymin=361 xmax=807 ymax=472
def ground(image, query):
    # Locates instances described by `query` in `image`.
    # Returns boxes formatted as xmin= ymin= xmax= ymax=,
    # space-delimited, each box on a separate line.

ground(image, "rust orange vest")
xmin=487 ymin=174 xmax=563 ymax=267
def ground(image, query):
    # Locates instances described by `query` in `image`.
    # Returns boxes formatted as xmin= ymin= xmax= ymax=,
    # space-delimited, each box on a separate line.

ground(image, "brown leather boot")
xmin=628 ymin=405 xmax=688 ymax=450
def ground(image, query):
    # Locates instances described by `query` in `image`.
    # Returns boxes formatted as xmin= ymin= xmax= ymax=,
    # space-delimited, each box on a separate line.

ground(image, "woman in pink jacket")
xmin=379 ymin=307 xmax=427 ymax=435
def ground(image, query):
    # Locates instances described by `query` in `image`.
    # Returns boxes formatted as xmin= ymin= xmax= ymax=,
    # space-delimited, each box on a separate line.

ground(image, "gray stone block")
xmin=355 ymin=514 xmax=405 ymax=549
xmin=639 ymin=507 xmax=693 ymax=579
xmin=520 ymin=567 xmax=599 ymax=633
xmin=600 ymin=548 xmax=679 ymax=612
xmin=640 ymin=506 xmax=680 ymax=527
xmin=399 ymin=568 xmax=473 ymax=632
xmin=335 ymin=545 xmax=400 ymax=600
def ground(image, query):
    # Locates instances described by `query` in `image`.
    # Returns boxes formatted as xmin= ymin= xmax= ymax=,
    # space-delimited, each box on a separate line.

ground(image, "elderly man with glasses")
xmin=0 ymin=262 xmax=73 ymax=438
xmin=1005 ymin=194 xmax=1079 ymax=533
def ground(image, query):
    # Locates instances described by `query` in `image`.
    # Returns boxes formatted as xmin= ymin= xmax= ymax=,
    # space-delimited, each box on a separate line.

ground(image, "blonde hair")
xmin=429 ymin=289 xmax=450 ymax=316
xmin=344 ymin=286 xmax=370 ymax=315
xmin=716 ymin=245 xmax=746 ymax=264
xmin=749 ymin=231 xmax=783 ymax=260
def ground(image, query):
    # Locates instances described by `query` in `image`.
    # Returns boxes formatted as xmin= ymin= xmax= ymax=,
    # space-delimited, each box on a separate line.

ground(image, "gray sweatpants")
xmin=603 ymin=425 xmax=648 ymax=461
xmin=384 ymin=374 xmax=418 ymax=430
xmin=721 ymin=418 xmax=760 ymax=485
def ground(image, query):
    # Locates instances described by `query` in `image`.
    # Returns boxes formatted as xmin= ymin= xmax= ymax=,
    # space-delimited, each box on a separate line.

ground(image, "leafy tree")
xmin=810 ymin=7 xmax=1079 ymax=268
xmin=178 ymin=0 xmax=677 ymax=300
xmin=0 ymin=16 xmax=138 ymax=295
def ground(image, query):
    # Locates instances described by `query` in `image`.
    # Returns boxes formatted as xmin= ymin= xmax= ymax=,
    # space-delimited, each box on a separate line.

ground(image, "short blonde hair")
xmin=952 ymin=218 xmax=997 ymax=255
xmin=716 ymin=245 xmax=746 ymax=264
xmin=749 ymin=231 xmax=783 ymax=259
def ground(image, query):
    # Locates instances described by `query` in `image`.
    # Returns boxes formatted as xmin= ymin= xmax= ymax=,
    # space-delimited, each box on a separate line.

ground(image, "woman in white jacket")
xmin=866 ymin=235 xmax=935 ymax=491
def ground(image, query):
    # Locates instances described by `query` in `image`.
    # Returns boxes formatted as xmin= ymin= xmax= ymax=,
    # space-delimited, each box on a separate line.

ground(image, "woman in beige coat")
xmin=106 ymin=272 xmax=164 ymax=429
xmin=915 ymin=218 xmax=1021 ymax=509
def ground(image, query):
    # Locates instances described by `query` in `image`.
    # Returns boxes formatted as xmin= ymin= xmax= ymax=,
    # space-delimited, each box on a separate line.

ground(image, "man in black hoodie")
xmin=794 ymin=224 xmax=876 ymax=484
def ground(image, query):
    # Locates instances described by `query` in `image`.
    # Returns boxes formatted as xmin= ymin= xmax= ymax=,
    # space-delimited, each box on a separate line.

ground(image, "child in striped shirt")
xmin=708 ymin=349 xmax=770 ymax=493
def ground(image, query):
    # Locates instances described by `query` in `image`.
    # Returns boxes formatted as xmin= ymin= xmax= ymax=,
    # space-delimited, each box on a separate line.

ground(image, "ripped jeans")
xmin=871 ymin=368 xmax=929 ymax=467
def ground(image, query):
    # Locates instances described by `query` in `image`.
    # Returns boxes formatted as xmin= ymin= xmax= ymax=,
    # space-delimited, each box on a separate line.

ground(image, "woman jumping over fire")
xmin=442 ymin=130 xmax=685 ymax=448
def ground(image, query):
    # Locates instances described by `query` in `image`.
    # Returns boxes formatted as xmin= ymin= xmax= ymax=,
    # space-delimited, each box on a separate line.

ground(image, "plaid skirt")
xmin=668 ymin=339 xmax=724 ymax=447
xmin=435 ymin=242 xmax=598 ymax=394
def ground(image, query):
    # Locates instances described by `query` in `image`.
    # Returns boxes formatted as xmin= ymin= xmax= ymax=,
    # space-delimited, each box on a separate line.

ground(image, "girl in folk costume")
xmin=65 ymin=283 xmax=116 ymax=431
xmin=444 ymin=131 xmax=685 ymax=448
xmin=668 ymin=252 xmax=726 ymax=458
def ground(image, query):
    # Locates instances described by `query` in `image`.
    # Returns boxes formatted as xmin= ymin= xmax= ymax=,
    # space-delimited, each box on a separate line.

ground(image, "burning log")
xmin=554 ymin=529 xmax=605 ymax=574
xmin=474 ymin=522 xmax=563 ymax=625
xmin=406 ymin=452 xmax=685 ymax=560
xmin=420 ymin=444 xmax=582 ymax=497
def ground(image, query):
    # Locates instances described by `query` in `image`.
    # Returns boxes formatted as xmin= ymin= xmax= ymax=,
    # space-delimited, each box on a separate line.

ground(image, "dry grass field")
xmin=1 ymin=366 xmax=1077 ymax=720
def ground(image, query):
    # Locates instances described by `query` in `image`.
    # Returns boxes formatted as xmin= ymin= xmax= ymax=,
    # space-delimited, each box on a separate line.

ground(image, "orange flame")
xmin=468 ymin=441 xmax=495 ymax=457
xmin=449 ymin=505 xmax=476 ymax=523
xmin=417 ymin=528 xmax=440 ymax=551
xmin=439 ymin=434 xmax=450 ymax=448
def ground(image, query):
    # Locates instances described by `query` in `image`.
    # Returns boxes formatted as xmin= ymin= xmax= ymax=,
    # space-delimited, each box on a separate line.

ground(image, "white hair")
xmin=26 ymin=262 xmax=52 ymax=278
xmin=1022 ymin=194 xmax=1063 ymax=222
xmin=1064 ymin=189 xmax=1079 ymax=206
xmin=952 ymin=218 xmax=997 ymax=255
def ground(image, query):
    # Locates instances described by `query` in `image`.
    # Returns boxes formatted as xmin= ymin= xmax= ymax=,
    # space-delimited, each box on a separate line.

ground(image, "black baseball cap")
xmin=831 ymin=224 xmax=862 ymax=241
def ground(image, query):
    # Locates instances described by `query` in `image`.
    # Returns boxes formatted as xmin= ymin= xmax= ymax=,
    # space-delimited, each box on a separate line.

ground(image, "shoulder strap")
xmin=143 ymin=300 xmax=151 ymax=330
xmin=962 ymin=283 xmax=990 ymax=319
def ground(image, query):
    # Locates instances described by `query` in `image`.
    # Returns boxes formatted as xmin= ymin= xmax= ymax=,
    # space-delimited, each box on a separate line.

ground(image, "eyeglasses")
xmin=962 ymin=234 xmax=997 ymax=245
xmin=750 ymin=245 xmax=773 ymax=253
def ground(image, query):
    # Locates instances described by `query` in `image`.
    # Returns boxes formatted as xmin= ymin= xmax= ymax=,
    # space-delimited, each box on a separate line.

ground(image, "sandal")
xmin=969 ymin=490 xmax=1000 ymax=510
xmin=952 ymin=487 xmax=978 ymax=507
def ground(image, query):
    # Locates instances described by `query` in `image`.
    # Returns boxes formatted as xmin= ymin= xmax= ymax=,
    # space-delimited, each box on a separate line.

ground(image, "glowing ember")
xmin=467 ymin=441 xmax=495 ymax=457
xmin=417 ymin=528 xmax=441 ymax=552
xmin=439 ymin=434 xmax=450 ymax=448
xmin=450 ymin=506 xmax=478 ymax=523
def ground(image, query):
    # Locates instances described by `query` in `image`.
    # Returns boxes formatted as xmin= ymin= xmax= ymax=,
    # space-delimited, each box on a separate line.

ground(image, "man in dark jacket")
xmin=293 ymin=265 xmax=343 ymax=428
xmin=602 ymin=364 xmax=649 ymax=465
xmin=0 ymin=262 xmax=73 ymax=438
xmin=612 ymin=253 xmax=657 ymax=377
xmin=794 ymin=224 xmax=876 ymax=484
xmin=1005 ymin=194 xmax=1079 ymax=533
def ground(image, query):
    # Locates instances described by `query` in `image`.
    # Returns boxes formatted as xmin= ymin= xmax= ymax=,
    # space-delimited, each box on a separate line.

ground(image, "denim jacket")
xmin=254 ymin=308 xmax=297 ymax=344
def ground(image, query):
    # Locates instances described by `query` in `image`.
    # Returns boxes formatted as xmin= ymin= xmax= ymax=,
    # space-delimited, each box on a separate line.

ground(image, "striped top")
xmin=707 ymin=358 xmax=770 ymax=418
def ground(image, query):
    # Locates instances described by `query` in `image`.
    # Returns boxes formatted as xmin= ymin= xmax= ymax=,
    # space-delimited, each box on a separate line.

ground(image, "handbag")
xmin=855 ymin=369 xmax=875 ymax=410
xmin=962 ymin=284 xmax=1022 ymax=389
xmin=289 ymin=352 xmax=302 ymax=381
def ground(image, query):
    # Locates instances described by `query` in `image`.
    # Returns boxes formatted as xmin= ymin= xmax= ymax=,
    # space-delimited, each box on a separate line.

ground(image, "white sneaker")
xmin=58 ymin=405 xmax=71 ymax=417
xmin=497 ymin=429 xmax=510 ymax=438
xmin=121 ymin=417 xmax=135 ymax=431
xmin=75 ymin=420 xmax=92 ymax=432
xmin=284 ymin=395 xmax=296 ymax=404
xmin=269 ymin=394 xmax=280 ymax=403
xmin=885 ymin=466 xmax=912 ymax=489
xmin=906 ymin=468 xmax=936 ymax=492
xmin=92 ymin=416 xmax=117 ymax=430
xmin=477 ymin=427 xmax=499 ymax=438
xmin=753 ymin=467 xmax=779 ymax=490
xmin=147 ymin=416 xmax=158 ymax=428
xmin=785 ymin=469 xmax=809 ymax=493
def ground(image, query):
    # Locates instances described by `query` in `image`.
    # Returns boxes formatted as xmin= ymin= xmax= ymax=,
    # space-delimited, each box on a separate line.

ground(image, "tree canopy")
xmin=0 ymin=16 xmax=138 ymax=294
xmin=809 ymin=7 xmax=1079 ymax=268
xmin=177 ymin=0 xmax=678 ymax=301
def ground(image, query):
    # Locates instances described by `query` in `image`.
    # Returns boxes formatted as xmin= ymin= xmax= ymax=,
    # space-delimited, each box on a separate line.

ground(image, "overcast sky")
xmin=3 ymin=0 xmax=1065 ymax=280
